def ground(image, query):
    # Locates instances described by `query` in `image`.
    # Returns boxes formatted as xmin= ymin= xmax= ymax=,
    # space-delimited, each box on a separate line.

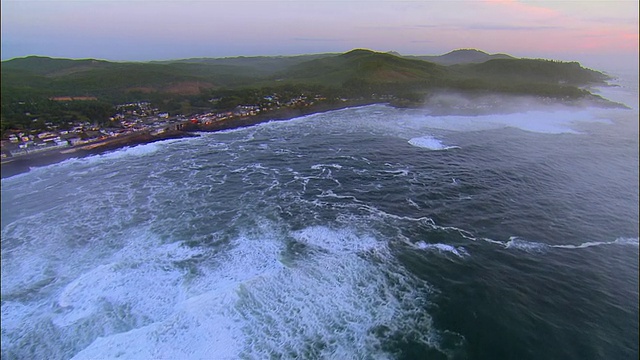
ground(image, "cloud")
xmin=1 ymin=0 xmax=637 ymax=61
xmin=485 ymin=0 xmax=559 ymax=18
xmin=292 ymin=37 xmax=348 ymax=42
xmin=571 ymin=29 xmax=639 ymax=52
xmin=357 ymin=25 xmax=418 ymax=31
xmin=466 ymin=24 xmax=562 ymax=31
xmin=589 ymin=16 xmax=639 ymax=25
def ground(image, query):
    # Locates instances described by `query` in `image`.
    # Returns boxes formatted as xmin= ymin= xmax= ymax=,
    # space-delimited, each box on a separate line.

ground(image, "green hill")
xmin=452 ymin=58 xmax=610 ymax=85
xmin=410 ymin=49 xmax=514 ymax=65
xmin=1 ymin=56 xmax=264 ymax=100
xmin=277 ymin=49 xmax=444 ymax=85
xmin=0 ymin=56 xmax=112 ymax=76
xmin=1 ymin=50 xmax=609 ymax=101
xmin=159 ymin=53 xmax=337 ymax=76
xmin=1 ymin=49 xmax=614 ymax=135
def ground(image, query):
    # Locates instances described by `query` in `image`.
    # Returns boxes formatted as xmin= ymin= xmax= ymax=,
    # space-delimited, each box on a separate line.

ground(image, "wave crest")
xmin=408 ymin=136 xmax=459 ymax=150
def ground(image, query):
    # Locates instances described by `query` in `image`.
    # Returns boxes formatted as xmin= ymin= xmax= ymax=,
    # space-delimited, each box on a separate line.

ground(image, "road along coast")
xmin=1 ymin=130 xmax=197 ymax=179
xmin=1 ymin=100 xmax=379 ymax=179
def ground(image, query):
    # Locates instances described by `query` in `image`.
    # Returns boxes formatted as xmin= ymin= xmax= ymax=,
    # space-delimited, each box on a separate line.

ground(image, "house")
xmin=38 ymin=132 xmax=59 ymax=142
xmin=67 ymin=137 xmax=83 ymax=146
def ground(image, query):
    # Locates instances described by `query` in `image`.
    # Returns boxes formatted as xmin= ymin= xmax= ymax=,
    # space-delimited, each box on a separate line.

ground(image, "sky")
xmin=1 ymin=0 xmax=638 ymax=69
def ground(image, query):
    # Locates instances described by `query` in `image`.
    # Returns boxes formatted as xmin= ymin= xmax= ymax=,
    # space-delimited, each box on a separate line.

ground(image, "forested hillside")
xmin=1 ymin=49 xmax=612 ymax=135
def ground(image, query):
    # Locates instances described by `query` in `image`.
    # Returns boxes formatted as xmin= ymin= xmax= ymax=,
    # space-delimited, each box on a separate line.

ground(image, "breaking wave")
xmin=408 ymin=136 xmax=460 ymax=150
xmin=485 ymin=236 xmax=639 ymax=253
xmin=2 ymin=96 xmax=637 ymax=359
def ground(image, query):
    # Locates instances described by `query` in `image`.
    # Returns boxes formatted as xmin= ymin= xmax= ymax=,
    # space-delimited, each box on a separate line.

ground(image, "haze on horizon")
xmin=1 ymin=0 xmax=638 ymax=70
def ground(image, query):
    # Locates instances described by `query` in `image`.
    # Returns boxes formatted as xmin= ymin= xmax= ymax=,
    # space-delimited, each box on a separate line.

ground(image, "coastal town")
xmin=0 ymin=91 xmax=355 ymax=163
xmin=2 ymin=101 xmax=172 ymax=159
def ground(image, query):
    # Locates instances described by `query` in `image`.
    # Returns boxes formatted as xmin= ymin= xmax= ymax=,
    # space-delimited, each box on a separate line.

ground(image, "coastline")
xmin=1 ymin=100 xmax=381 ymax=179
xmin=1 ymin=130 xmax=198 ymax=179
xmin=180 ymin=99 xmax=382 ymax=133
xmin=1 ymin=92 xmax=624 ymax=180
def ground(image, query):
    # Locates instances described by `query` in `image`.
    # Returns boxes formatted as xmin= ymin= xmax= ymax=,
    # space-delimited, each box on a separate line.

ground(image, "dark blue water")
xmin=2 ymin=75 xmax=638 ymax=359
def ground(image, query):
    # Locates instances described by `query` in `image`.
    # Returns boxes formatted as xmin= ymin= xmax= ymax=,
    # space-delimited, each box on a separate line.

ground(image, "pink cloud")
xmin=516 ymin=21 xmax=636 ymax=54
xmin=573 ymin=29 xmax=639 ymax=52
xmin=486 ymin=0 xmax=559 ymax=18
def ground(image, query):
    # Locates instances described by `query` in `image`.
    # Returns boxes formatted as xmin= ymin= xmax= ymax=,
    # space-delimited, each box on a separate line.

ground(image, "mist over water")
xmin=2 ymin=73 xmax=638 ymax=359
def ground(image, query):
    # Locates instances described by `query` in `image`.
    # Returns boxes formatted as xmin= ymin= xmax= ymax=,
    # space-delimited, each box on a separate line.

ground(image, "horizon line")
xmin=1 ymin=48 xmax=509 ymax=63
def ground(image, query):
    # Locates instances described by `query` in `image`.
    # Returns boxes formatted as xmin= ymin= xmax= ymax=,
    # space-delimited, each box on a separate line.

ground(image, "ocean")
xmin=1 ymin=72 xmax=638 ymax=359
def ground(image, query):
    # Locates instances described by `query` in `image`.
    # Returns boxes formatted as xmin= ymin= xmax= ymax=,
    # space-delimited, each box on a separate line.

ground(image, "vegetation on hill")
xmin=157 ymin=53 xmax=336 ymax=76
xmin=1 ymin=49 xmax=613 ymax=136
xmin=0 ymin=56 xmax=111 ymax=76
xmin=277 ymin=49 xmax=443 ymax=85
xmin=409 ymin=49 xmax=514 ymax=65
xmin=451 ymin=58 xmax=609 ymax=85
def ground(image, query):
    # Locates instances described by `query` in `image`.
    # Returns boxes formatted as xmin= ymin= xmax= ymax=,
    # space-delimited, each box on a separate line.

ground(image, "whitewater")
xmin=2 ymin=73 xmax=638 ymax=359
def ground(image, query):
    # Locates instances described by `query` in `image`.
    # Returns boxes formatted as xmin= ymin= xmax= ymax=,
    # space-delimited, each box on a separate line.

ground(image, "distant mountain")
xmin=0 ymin=56 xmax=112 ymax=76
xmin=157 ymin=53 xmax=337 ymax=76
xmin=276 ymin=49 xmax=444 ymax=86
xmin=409 ymin=49 xmax=514 ymax=65
xmin=1 ymin=56 xmax=264 ymax=99
xmin=1 ymin=49 xmax=616 ymax=137
xmin=1 ymin=49 xmax=610 ymax=103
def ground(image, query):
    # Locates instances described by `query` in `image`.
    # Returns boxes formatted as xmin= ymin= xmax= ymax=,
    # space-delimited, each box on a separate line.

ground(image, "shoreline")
xmin=0 ymin=92 xmax=626 ymax=179
xmin=1 ymin=100 xmax=381 ymax=179
xmin=0 ymin=130 xmax=198 ymax=179
xmin=181 ymin=99 xmax=383 ymax=133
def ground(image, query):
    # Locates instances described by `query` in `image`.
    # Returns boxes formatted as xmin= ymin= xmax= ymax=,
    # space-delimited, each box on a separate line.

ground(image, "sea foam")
xmin=486 ymin=236 xmax=639 ymax=253
xmin=69 ymin=225 xmax=445 ymax=359
xmin=408 ymin=136 xmax=459 ymax=150
xmin=414 ymin=241 xmax=469 ymax=258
